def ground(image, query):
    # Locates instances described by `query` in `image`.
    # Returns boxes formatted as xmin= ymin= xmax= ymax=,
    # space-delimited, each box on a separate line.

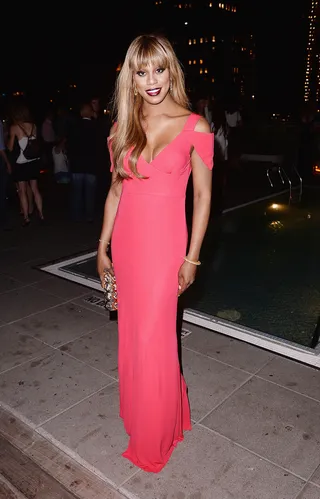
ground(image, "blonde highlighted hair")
xmin=110 ymin=34 xmax=190 ymax=179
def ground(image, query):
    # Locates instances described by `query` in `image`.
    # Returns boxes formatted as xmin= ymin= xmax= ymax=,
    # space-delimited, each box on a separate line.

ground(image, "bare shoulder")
xmin=10 ymin=124 xmax=20 ymax=139
xmin=26 ymin=122 xmax=36 ymax=131
xmin=194 ymin=116 xmax=211 ymax=133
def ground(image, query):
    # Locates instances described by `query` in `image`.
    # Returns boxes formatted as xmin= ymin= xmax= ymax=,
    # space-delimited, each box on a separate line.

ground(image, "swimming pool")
xmin=39 ymin=185 xmax=320 ymax=365
xmin=186 ymin=187 xmax=320 ymax=349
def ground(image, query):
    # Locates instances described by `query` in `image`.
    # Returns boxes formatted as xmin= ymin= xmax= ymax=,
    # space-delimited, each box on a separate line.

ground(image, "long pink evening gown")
xmin=108 ymin=113 xmax=214 ymax=473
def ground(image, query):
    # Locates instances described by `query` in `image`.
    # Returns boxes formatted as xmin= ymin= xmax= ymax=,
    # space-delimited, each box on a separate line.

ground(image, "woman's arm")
xmin=187 ymin=118 xmax=212 ymax=262
xmin=96 ymin=169 xmax=122 ymax=284
xmin=98 ymin=124 xmax=121 ymax=251
xmin=97 ymin=125 xmax=122 ymax=284
xmin=98 ymin=169 xmax=122 ymax=253
xmin=178 ymin=117 xmax=212 ymax=295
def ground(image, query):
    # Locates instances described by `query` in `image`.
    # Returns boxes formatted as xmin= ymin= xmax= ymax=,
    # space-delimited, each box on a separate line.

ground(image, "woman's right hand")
xmin=97 ymin=251 xmax=114 ymax=289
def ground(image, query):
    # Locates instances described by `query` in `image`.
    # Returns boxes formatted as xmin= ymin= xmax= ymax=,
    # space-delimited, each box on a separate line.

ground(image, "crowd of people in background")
xmin=2 ymin=89 xmax=318 ymax=233
xmin=1 ymin=92 xmax=241 ymax=231
xmin=195 ymin=95 xmax=243 ymax=215
xmin=0 ymin=96 xmax=112 ymax=230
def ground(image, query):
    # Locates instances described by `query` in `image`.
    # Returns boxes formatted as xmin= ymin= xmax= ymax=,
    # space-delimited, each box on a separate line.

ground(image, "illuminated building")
xmin=304 ymin=0 xmax=320 ymax=102
xmin=152 ymin=0 xmax=255 ymax=102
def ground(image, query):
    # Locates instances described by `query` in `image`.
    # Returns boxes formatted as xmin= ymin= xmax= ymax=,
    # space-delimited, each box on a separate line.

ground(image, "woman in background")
xmin=8 ymin=103 xmax=44 ymax=225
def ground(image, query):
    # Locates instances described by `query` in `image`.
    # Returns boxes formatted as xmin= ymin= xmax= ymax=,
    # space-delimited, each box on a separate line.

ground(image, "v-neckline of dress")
xmin=140 ymin=113 xmax=193 ymax=165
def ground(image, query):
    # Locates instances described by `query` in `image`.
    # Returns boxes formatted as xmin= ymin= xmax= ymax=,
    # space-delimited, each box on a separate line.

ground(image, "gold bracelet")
xmin=184 ymin=257 xmax=201 ymax=266
xmin=99 ymin=239 xmax=110 ymax=246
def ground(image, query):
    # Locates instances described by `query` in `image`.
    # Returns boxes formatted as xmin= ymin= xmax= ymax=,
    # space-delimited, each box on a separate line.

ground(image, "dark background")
xmin=0 ymin=0 xmax=310 ymax=116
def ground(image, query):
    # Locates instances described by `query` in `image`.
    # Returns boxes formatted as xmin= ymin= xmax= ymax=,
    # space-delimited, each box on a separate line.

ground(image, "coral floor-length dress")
xmin=109 ymin=113 xmax=213 ymax=472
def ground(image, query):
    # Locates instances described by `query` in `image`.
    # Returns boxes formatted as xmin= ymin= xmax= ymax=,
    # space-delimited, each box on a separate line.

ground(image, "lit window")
xmin=212 ymin=35 xmax=215 ymax=42
xmin=204 ymin=68 xmax=208 ymax=74
xmin=189 ymin=60 xmax=192 ymax=65
xmin=200 ymin=59 xmax=203 ymax=64
xmin=193 ymin=59 xmax=197 ymax=64
xmin=209 ymin=1 xmax=212 ymax=5
xmin=188 ymin=39 xmax=192 ymax=45
xmin=200 ymin=68 xmax=203 ymax=74
xmin=205 ymin=37 xmax=208 ymax=42
xmin=200 ymin=37 xmax=203 ymax=43
xmin=211 ymin=77 xmax=215 ymax=83
xmin=221 ymin=3 xmax=225 ymax=8
xmin=193 ymin=38 xmax=196 ymax=44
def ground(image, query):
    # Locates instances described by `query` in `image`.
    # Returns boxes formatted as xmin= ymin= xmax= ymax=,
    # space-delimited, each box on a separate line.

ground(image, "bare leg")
xmin=18 ymin=181 xmax=30 ymax=223
xmin=27 ymin=182 xmax=34 ymax=214
xmin=16 ymin=183 xmax=23 ymax=215
xmin=29 ymin=179 xmax=43 ymax=219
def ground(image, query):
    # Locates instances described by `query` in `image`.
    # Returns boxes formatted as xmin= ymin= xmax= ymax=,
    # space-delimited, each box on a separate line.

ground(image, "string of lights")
xmin=304 ymin=0 xmax=318 ymax=102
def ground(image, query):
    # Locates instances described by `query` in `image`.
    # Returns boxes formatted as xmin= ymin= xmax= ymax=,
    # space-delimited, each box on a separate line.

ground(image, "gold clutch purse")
xmin=103 ymin=270 xmax=118 ymax=311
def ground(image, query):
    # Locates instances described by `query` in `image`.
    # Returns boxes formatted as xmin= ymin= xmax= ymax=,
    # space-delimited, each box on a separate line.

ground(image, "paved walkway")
xmin=1 ymin=207 xmax=320 ymax=498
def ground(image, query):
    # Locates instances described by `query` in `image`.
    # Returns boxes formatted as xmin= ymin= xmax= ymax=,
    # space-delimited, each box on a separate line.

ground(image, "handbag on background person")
xmin=18 ymin=124 xmax=41 ymax=160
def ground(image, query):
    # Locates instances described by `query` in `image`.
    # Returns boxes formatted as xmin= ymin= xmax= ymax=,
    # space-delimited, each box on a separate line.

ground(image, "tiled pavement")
xmin=1 ymin=214 xmax=320 ymax=498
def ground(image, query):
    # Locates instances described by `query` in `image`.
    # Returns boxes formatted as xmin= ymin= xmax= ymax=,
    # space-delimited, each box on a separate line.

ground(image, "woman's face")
xmin=133 ymin=63 xmax=170 ymax=105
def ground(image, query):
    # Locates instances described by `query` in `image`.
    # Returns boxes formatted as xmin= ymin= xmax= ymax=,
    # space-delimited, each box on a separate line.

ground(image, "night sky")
xmin=251 ymin=0 xmax=308 ymax=114
xmin=2 ymin=0 xmax=309 ymax=115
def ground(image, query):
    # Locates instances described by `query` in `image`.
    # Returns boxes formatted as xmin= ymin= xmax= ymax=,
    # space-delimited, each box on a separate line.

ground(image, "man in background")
xmin=41 ymin=109 xmax=56 ymax=171
xmin=68 ymin=103 xmax=97 ymax=222
xmin=90 ymin=96 xmax=112 ymax=207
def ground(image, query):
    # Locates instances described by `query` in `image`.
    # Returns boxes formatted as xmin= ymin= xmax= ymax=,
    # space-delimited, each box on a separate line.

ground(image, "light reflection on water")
xmin=191 ymin=191 xmax=320 ymax=346
xmin=268 ymin=220 xmax=284 ymax=232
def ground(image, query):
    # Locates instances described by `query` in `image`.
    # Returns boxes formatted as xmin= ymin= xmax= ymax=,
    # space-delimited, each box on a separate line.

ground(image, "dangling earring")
xmin=134 ymin=87 xmax=138 ymax=96
xmin=170 ymin=80 xmax=173 ymax=92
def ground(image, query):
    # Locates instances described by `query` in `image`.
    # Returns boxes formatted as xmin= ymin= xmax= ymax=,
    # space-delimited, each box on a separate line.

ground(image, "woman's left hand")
xmin=178 ymin=261 xmax=197 ymax=296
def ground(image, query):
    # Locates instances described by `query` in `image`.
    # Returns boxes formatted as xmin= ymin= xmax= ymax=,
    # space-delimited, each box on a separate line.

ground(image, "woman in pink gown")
xmin=97 ymin=34 xmax=213 ymax=473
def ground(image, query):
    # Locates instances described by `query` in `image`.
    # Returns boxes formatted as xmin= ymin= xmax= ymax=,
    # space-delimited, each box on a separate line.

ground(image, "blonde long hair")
xmin=111 ymin=34 xmax=190 ymax=179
